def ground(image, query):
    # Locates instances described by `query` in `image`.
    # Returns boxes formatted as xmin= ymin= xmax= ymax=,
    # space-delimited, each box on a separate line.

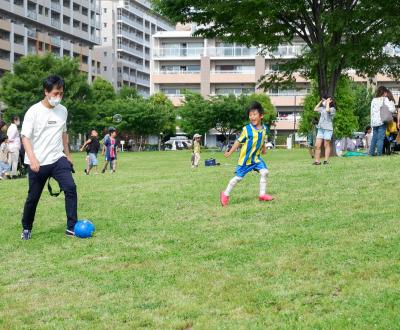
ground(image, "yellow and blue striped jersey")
xmin=237 ymin=124 xmax=268 ymax=166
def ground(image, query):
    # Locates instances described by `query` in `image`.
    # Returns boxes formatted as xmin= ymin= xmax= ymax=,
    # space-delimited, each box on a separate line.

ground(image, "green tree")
xmin=118 ymin=85 xmax=141 ymax=100
xmin=154 ymin=0 xmax=400 ymax=97
xmin=353 ymin=83 xmax=374 ymax=131
xmin=178 ymin=92 xmax=213 ymax=136
xmin=209 ymin=94 xmax=247 ymax=141
xmin=0 ymin=54 xmax=91 ymax=134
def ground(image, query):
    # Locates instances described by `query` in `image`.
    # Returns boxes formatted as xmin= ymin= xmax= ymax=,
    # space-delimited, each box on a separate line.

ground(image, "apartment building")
xmin=151 ymin=28 xmax=400 ymax=146
xmin=0 ymin=0 xmax=102 ymax=81
xmin=95 ymin=0 xmax=174 ymax=96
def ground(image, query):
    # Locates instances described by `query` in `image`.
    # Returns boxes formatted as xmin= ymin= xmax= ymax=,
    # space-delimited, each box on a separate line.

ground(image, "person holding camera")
xmin=19 ymin=75 xmax=78 ymax=240
xmin=313 ymin=96 xmax=336 ymax=165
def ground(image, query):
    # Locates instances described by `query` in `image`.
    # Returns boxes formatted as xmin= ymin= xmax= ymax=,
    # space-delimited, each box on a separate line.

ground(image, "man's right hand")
xmin=30 ymin=158 xmax=40 ymax=173
xmin=224 ymin=151 xmax=231 ymax=158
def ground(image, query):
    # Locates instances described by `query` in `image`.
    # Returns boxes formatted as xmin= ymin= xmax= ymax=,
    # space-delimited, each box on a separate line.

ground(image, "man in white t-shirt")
xmin=20 ymin=75 xmax=77 ymax=240
xmin=6 ymin=115 xmax=21 ymax=177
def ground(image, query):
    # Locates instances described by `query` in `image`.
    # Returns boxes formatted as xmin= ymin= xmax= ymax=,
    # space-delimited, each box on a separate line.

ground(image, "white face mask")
xmin=48 ymin=96 xmax=62 ymax=107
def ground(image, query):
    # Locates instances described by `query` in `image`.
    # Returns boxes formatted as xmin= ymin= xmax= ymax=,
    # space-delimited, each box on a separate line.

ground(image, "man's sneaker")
xmin=65 ymin=229 xmax=75 ymax=237
xmin=21 ymin=229 xmax=32 ymax=240
xmin=259 ymin=194 xmax=274 ymax=201
xmin=220 ymin=191 xmax=229 ymax=207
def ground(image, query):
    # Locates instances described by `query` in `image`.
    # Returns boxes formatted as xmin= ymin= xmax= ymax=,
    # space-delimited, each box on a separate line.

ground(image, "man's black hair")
xmin=43 ymin=75 xmax=65 ymax=92
xmin=247 ymin=101 xmax=264 ymax=116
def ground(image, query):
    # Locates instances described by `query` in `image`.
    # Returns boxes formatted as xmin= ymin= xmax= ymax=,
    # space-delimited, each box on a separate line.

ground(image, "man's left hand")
xmin=66 ymin=155 xmax=73 ymax=165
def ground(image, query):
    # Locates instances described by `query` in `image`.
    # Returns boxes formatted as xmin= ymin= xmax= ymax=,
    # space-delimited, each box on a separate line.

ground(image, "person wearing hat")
xmin=101 ymin=127 xmax=118 ymax=173
xmin=191 ymin=133 xmax=202 ymax=168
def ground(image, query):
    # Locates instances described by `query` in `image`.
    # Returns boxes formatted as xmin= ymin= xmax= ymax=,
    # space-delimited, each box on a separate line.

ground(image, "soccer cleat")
xmin=65 ymin=229 xmax=75 ymax=237
xmin=259 ymin=194 xmax=274 ymax=201
xmin=21 ymin=229 xmax=32 ymax=240
xmin=220 ymin=191 xmax=229 ymax=206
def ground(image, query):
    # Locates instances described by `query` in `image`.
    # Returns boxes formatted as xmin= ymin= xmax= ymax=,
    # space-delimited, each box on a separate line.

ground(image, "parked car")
xmin=164 ymin=136 xmax=192 ymax=150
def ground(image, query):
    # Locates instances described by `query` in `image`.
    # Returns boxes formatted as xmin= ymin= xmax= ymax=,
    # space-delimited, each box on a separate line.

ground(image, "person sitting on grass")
xmin=220 ymin=101 xmax=274 ymax=206
xmin=0 ymin=134 xmax=11 ymax=180
xmin=80 ymin=129 xmax=100 ymax=175
xmin=102 ymin=128 xmax=118 ymax=174
xmin=313 ymin=96 xmax=336 ymax=165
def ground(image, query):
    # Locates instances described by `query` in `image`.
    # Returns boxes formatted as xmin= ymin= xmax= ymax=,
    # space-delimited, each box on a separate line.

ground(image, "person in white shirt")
xmin=20 ymin=75 xmax=78 ymax=240
xmin=369 ymin=86 xmax=396 ymax=156
xmin=6 ymin=115 xmax=21 ymax=177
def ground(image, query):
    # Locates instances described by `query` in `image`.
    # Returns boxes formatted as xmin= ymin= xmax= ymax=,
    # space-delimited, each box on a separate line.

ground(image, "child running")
xmin=220 ymin=101 xmax=274 ymax=206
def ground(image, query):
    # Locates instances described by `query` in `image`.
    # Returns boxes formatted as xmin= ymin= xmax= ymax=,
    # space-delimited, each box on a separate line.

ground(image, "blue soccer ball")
xmin=74 ymin=220 xmax=95 ymax=238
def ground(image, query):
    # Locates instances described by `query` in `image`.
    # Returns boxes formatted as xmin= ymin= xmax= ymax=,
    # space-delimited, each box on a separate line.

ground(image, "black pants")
xmin=21 ymin=157 xmax=77 ymax=231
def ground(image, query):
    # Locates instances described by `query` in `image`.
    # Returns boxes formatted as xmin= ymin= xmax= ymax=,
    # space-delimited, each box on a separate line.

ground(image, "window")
xmin=103 ymin=22 xmax=107 ymax=28
xmin=103 ymin=37 xmax=107 ymax=42
xmin=103 ymin=66 xmax=107 ymax=71
xmin=103 ymin=8 xmax=107 ymax=13
xmin=103 ymin=51 xmax=107 ymax=57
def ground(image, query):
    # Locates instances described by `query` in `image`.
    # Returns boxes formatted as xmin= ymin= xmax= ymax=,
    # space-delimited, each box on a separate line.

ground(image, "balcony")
xmin=210 ymin=69 xmax=255 ymax=83
xmin=214 ymin=88 xmax=255 ymax=96
xmin=50 ymin=36 xmax=61 ymax=46
xmin=153 ymin=47 xmax=204 ymax=58
xmin=136 ymin=77 xmax=150 ymax=86
xmin=51 ymin=18 xmax=61 ymax=29
xmin=208 ymin=47 xmax=257 ymax=57
xmin=118 ymin=44 xmax=143 ymax=58
xmin=27 ymin=28 xmax=36 ymax=38
xmin=51 ymin=2 xmax=61 ymax=11
xmin=266 ymin=44 xmax=306 ymax=58
xmin=27 ymin=10 xmax=37 ymax=20
xmin=118 ymin=30 xmax=144 ymax=45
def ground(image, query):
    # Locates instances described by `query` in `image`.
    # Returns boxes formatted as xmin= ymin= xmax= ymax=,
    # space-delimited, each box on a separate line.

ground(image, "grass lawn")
xmin=0 ymin=149 xmax=399 ymax=329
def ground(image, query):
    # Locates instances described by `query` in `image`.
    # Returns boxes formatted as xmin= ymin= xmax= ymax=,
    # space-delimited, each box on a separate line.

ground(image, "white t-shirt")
xmin=21 ymin=101 xmax=68 ymax=166
xmin=6 ymin=123 xmax=21 ymax=152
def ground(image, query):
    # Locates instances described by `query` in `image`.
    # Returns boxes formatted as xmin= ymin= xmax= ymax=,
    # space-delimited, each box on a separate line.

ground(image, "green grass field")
xmin=1 ymin=149 xmax=399 ymax=329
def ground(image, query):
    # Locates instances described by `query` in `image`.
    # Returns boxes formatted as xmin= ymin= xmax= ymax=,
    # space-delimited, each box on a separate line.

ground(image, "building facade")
xmin=95 ymin=0 xmax=174 ymax=96
xmin=151 ymin=28 xmax=400 ymax=146
xmin=0 ymin=0 xmax=102 ymax=81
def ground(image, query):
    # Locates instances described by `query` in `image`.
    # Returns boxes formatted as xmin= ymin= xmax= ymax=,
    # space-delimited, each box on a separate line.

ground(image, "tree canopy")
xmin=154 ymin=0 xmax=400 ymax=98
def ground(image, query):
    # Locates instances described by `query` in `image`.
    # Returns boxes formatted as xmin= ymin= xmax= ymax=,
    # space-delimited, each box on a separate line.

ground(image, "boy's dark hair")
xmin=247 ymin=101 xmax=264 ymax=116
xmin=11 ymin=115 xmax=19 ymax=123
xmin=365 ymin=125 xmax=371 ymax=134
xmin=43 ymin=75 xmax=65 ymax=92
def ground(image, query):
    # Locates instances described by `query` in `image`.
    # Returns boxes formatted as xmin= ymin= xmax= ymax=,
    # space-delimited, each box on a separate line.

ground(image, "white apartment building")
xmin=95 ymin=0 xmax=174 ymax=96
xmin=0 ymin=0 xmax=102 ymax=81
xmin=151 ymin=28 xmax=400 ymax=146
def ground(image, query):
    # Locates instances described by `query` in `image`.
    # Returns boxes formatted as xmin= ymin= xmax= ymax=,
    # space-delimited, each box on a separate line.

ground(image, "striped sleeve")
xmin=237 ymin=127 xmax=247 ymax=143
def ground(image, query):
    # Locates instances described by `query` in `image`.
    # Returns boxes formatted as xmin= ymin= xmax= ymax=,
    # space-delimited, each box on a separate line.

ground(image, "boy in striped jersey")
xmin=220 ymin=101 xmax=274 ymax=206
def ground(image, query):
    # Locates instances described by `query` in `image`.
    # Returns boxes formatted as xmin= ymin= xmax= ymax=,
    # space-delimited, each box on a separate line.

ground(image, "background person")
xmin=6 ymin=115 xmax=21 ymax=178
xmin=369 ymin=86 xmax=396 ymax=156
xmin=81 ymin=129 xmax=100 ymax=175
xmin=191 ymin=133 xmax=201 ymax=168
xmin=0 ymin=134 xmax=11 ymax=179
xmin=313 ymin=97 xmax=336 ymax=165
